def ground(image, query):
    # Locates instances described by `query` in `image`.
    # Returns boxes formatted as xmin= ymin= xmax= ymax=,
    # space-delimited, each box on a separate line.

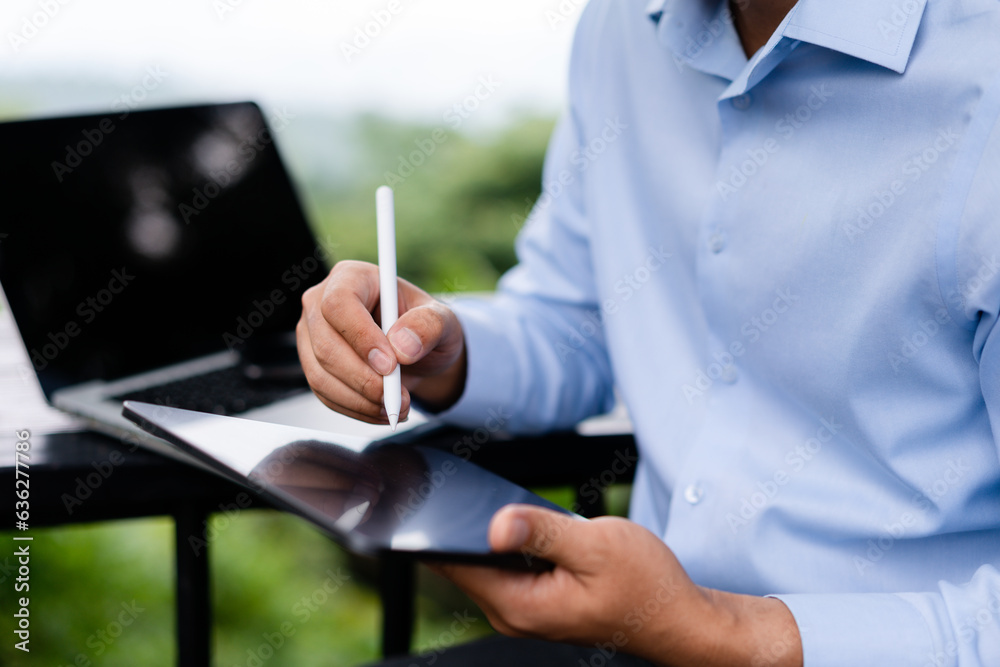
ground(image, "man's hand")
xmin=297 ymin=260 xmax=467 ymax=425
xmin=433 ymin=505 xmax=803 ymax=667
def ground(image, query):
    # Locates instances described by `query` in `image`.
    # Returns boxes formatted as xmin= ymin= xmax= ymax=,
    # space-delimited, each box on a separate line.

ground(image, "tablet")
xmin=122 ymin=401 xmax=571 ymax=569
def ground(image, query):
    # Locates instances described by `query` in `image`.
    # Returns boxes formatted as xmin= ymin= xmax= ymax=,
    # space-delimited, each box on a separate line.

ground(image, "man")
xmin=297 ymin=0 xmax=1000 ymax=664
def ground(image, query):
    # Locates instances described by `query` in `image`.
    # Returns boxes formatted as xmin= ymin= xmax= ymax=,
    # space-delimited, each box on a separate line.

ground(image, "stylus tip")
xmin=388 ymin=414 xmax=398 ymax=431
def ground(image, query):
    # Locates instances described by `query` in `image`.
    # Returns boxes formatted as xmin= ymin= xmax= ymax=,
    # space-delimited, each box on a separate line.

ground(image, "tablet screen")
xmin=123 ymin=401 xmax=571 ymax=567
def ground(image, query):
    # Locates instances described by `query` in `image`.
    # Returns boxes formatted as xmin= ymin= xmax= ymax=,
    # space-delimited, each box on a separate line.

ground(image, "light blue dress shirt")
xmin=439 ymin=0 xmax=1000 ymax=664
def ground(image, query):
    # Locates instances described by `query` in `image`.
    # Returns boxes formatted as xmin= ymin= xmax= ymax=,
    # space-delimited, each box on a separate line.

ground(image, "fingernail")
xmin=389 ymin=327 xmax=422 ymax=358
xmin=368 ymin=348 xmax=393 ymax=375
xmin=508 ymin=517 xmax=530 ymax=548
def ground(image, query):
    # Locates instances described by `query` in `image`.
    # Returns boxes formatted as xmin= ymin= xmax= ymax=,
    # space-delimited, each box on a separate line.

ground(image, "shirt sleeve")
xmin=435 ymin=107 xmax=616 ymax=434
xmin=771 ymin=565 xmax=1000 ymax=667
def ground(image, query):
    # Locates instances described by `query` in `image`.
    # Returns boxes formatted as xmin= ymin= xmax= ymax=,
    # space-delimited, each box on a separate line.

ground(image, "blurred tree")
xmin=306 ymin=115 xmax=555 ymax=293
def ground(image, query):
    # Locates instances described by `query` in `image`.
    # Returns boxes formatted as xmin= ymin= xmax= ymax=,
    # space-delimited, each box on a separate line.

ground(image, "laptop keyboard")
xmin=114 ymin=365 xmax=310 ymax=416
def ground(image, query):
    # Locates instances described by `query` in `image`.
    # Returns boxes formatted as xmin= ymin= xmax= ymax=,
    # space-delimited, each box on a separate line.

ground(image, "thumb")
xmin=489 ymin=504 xmax=587 ymax=565
xmin=387 ymin=301 xmax=460 ymax=365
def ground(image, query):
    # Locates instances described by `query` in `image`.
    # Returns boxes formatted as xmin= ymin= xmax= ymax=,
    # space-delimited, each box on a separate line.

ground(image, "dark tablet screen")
xmin=122 ymin=401 xmax=572 ymax=568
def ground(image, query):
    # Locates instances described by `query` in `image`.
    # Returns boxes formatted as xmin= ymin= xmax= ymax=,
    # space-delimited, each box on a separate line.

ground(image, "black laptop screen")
xmin=0 ymin=102 xmax=328 ymax=398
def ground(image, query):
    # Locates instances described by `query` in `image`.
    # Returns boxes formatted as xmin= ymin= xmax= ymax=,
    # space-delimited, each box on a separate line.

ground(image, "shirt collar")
xmin=647 ymin=0 xmax=927 ymax=76
xmin=648 ymin=0 xmax=747 ymax=81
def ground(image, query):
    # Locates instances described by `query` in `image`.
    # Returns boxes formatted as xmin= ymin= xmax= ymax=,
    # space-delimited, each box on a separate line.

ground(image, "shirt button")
xmin=683 ymin=483 xmax=704 ymax=505
xmin=708 ymin=232 xmax=726 ymax=253
xmin=721 ymin=365 xmax=739 ymax=384
xmin=731 ymin=93 xmax=752 ymax=110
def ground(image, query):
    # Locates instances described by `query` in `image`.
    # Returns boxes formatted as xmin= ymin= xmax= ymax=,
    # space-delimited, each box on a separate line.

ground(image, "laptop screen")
xmin=0 ymin=102 xmax=327 ymax=398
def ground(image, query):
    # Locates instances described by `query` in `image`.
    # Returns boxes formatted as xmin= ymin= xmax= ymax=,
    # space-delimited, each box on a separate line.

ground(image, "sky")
xmin=0 ymin=0 xmax=586 ymax=126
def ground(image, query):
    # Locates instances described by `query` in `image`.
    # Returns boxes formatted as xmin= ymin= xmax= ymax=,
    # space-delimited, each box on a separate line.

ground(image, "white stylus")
xmin=376 ymin=185 xmax=401 ymax=430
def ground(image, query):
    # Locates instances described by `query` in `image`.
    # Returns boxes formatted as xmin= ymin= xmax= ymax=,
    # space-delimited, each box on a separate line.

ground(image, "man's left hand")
xmin=432 ymin=504 xmax=803 ymax=667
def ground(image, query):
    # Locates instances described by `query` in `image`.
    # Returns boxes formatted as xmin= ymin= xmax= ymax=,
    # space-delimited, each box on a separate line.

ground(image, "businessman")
xmin=297 ymin=0 xmax=1000 ymax=664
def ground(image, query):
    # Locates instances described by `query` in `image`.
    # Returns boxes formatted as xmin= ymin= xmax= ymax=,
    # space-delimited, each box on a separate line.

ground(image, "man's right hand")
xmin=296 ymin=260 xmax=467 ymax=425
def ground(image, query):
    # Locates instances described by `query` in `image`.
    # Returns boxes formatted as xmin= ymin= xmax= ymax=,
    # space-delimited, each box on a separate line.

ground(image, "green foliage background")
xmin=303 ymin=115 xmax=555 ymax=292
xmin=0 ymin=114 xmax=561 ymax=666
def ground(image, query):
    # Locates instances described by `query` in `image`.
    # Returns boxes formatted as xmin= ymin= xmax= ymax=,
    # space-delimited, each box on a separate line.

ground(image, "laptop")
xmin=123 ymin=400 xmax=569 ymax=569
xmin=0 ymin=101 xmax=424 ymax=461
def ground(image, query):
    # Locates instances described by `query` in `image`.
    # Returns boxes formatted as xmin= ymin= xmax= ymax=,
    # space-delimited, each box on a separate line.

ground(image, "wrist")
xmin=410 ymin=347 xmax=467 ymax=412
xmin=702 ymin=590 xmax=802 ymax=667
xmin=633 ymin=588 xmax=801 ymax=667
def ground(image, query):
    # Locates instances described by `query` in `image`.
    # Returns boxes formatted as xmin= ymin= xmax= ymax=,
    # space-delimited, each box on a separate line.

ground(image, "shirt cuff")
xmin=770 ymin=592 xmax=938 ymax=667
xmin=432 ymin=299 xmax=519 ymax=431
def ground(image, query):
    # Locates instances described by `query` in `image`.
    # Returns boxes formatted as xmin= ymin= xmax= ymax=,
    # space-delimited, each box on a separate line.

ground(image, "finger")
xmin=302 ymin=305 xmax=392 ymax=404
xmin=428 ymin=562 xmax=519 ymax=616
xmin=317 ymin=262 xmax=397 ymax=376
xmin=310 ymin=369 xmax=412 ymax=425
xmin=297 ymin=316 xmax=381 ymax=411
xmin=429 ymin=561 xmax=557 ymax=640
xmin=489 ymin=505 xmax=590 ymax=568
xmin=306 ymin=365 xmax=413 ymax=425
xmin=297 ymin=320 xmax=410 ymax=422
xmin=387 ymin=301 xmax=461 ymax=366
